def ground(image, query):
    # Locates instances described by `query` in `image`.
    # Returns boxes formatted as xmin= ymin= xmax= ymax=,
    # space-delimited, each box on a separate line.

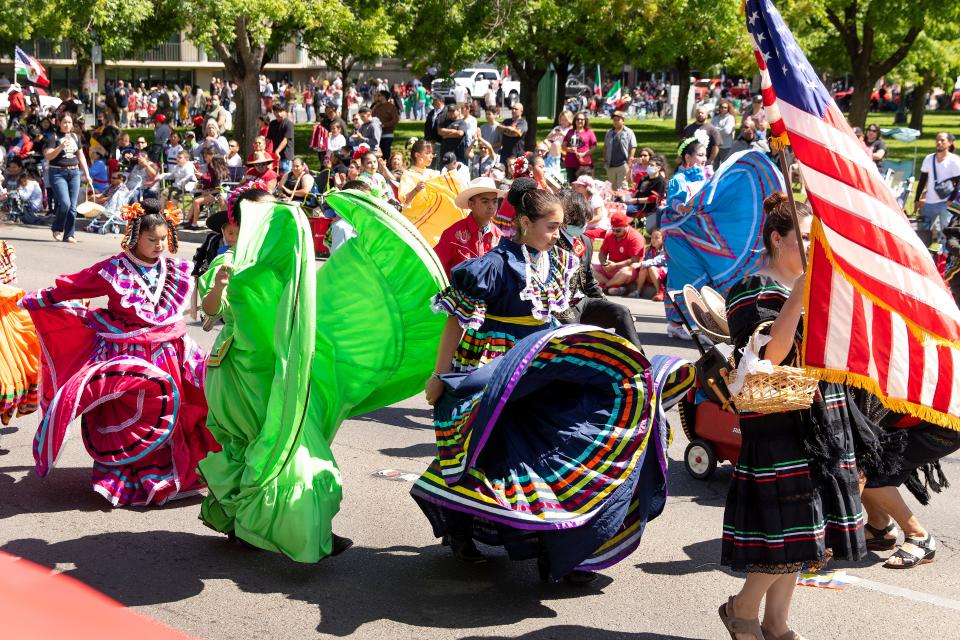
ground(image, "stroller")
xmin=669 ymin=286 xmax=743 ymax=479
xmin=86 ymin=184 xmax=133 ymax=235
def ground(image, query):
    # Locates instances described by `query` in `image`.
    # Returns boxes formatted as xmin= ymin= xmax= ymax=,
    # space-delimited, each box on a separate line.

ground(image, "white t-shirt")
xmin=442 ymin=162 xmax=470 ymax=188
xmin=225 ymin=153 xmax=244 ymax=169
xmin=462 ymin=115 xmax=478 ymax=145
xmin=587 ymin=193 xmax=610 ymax=230
xmin=18 ymin=179 xmax=43 ymax=209
xmin=921 ymin=152 xmax=960 ymax=204
xmin=453 ymin=84 xmax=470 ymax=104
xmin=327 ymin=134 xmax=346 ymax=153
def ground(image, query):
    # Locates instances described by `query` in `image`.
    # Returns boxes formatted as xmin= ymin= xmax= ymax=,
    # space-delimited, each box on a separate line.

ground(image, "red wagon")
xmin=669 ymin=287 xmax=742 ymax=479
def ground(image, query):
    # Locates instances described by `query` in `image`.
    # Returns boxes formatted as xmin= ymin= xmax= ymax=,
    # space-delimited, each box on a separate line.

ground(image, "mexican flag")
xmin=594 ymin=64 xmax=602 ymax=97
xmin=14 ymin=46 xmax=49 ymax=87
xmin=604 ymin=80 xmax=622 ymax=106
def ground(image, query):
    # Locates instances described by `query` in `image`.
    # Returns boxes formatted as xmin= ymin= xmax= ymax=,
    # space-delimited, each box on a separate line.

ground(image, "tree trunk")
xmin=909 ymin=74 xmax=932 ymax=131
xmin=212 ymin=18 xmax=265 ymax=158
xmin=507 ymin=52 xmax=546 ymax=150
xmin=553 ymin=57 xmax=572 ymax=122
xmin=674 ymin=56 xmax=690 ymax=134
xmin=233 ymin=71 xmax=261 ymax=159
xmin=339 ymin=59 xmax=355 ymax=118
xmin=847 ymin=60 xmax=873 ymax=129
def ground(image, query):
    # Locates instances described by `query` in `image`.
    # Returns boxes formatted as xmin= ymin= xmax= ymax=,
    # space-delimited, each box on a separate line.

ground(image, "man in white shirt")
xmin=453 ymin=82 xmax=470 ymax=106
xmin=915 ymin=131 xmax=960 ymax=244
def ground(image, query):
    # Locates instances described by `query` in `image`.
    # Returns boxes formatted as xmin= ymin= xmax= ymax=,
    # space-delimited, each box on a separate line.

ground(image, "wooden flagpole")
xmin=778 ymin=150 xmax=808 ymax=272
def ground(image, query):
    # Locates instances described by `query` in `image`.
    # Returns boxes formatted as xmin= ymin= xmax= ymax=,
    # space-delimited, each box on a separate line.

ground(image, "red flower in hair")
xmin=352 ymin=143 xmax=371 ymax=160
xmin=512 ymin=155 xmax=531 ymax=178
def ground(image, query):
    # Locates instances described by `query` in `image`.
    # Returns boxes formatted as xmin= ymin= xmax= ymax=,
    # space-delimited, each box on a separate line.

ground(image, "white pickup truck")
xmin=431 ymin=68 xmax=521 ymax=105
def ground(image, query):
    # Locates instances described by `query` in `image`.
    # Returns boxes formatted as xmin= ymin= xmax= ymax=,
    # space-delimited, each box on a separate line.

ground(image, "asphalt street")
xmin=2 ymin=223 xmax=959 ymax=640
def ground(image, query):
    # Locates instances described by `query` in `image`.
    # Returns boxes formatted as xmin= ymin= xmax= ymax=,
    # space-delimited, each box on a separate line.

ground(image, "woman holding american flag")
xmin=718 ymin=194 xmax=868 ymax=640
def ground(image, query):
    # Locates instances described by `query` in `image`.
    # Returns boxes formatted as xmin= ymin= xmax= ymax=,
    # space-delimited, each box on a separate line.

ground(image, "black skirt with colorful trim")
xmin=721 ymin=383 xmax=867 ymax=573
xmin=411 ymin=326 xmax=695 ymax=579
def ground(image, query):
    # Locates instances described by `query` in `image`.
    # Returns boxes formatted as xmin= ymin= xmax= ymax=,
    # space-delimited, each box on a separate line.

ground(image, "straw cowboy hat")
xmin=683 ymin=284 xmax=730 ymax=344
xmin=698 ymin=286 xmax=730 ymax=336
xmin=245 ymin=151 xmax=273 ymax=166
xmin=454 ymin=176 xmax=502 ymax=209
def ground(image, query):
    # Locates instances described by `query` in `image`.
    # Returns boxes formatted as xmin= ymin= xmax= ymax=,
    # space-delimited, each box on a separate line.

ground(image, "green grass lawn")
xmin=293 ymin=112 xmax=957 ymax=181
xmin=122 ymin=110 xmax=960 ymax=183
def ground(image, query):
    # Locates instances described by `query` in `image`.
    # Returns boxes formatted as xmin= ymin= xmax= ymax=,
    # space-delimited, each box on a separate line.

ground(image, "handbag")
xmin=932 ymin=157 xmax=958 ymax=200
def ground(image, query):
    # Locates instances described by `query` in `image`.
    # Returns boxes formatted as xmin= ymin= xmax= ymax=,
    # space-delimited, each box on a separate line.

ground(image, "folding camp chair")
xmin=883 ymin=158 xmax=916 ymax=210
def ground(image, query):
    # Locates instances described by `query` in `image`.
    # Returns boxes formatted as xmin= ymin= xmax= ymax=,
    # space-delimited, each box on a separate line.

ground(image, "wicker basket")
xmin=722 ymin=321 xmax=818 ymax=414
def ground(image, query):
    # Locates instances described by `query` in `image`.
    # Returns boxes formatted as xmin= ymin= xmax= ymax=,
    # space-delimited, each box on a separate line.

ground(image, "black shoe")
xmin=562 ymin=569 xmax=599 ymax=585
xmin=537 ymin=553 xmax=552 ymax=582
xmin=449 ymin=534 xmax=486 ymax=564
xmin=226 ymin=530 xmax=261 ymax=551
xmin=330 ymin=534 xmax=354 ymax=557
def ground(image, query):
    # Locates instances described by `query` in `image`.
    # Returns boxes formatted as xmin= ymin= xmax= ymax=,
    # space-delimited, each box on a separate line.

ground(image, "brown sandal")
xmin=718 ymin=596 xmax=765 ymax=640
xmin=763 ymin=629 xmax=808 ymax=640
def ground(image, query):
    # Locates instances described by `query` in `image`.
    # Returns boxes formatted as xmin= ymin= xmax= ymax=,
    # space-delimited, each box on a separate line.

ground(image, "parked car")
xmin=431 ymin=67 xmax=521 ymax=105
xmin=565 ymin=76 xmax=590 ymax=98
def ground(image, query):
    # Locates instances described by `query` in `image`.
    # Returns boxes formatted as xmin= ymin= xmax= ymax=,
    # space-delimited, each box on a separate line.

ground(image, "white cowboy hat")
xmin=454 ymin=176 xmax=502 ymax=209
xmin=9 ymin=83 xmax=22 ymax=93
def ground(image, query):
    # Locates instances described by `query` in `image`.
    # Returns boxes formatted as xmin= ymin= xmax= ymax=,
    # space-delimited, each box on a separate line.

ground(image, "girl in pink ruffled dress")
xmin=21 ymin=198 xmax=218 ymax=506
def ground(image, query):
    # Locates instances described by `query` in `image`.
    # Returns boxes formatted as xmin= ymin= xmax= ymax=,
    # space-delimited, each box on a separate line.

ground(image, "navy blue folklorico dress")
xmin=411 ymin=237 xmax=696 ymax=578
xmin=722 ymin=274 xmax=867 ymax=573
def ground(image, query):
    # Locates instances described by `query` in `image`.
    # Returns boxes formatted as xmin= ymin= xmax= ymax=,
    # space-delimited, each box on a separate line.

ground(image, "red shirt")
xmin=600 ymin=228 xmax=645 ymax=263
xmin=245 ymin=167 xmax=278 ymax=187
xmin=434 ymin=214 xmax=502 ymax=277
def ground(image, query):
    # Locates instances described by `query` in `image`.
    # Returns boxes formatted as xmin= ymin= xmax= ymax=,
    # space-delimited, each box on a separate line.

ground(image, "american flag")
xmin=746 ymin=0 xmax=960 ymax=429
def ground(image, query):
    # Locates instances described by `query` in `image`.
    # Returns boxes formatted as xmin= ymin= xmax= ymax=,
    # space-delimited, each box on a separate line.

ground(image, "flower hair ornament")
xmin=512 ymin=155 xmax=531 ymax=178
xmin=120 ymin=202 xmax=145 ymax=222
xmin=676 ymin=136 xmax=700 ymax=158
xmin=405 ymin=136 xmax=419 ymax=164
xmin=352 ymin=143 xmax=371 ymax=160
xmin=163 ymin=201 xmax=183 ymax=227
xmin=226 ymin=180 xmax=269 ymax=225
xmin=120 ymin=200 xmax=181 ymax=254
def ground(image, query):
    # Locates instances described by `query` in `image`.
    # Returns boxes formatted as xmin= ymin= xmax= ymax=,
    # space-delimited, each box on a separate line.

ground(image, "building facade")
xmin=2 ymin=34 xmax=411 ymax=92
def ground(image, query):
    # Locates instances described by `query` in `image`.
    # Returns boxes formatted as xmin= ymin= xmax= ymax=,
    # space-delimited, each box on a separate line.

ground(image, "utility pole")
xmin=91 ymin=39 xmax=102 ymax=121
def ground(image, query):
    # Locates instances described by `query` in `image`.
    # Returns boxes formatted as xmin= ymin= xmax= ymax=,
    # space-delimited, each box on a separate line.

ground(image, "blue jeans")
xmin=18 ymin=201 xmax=44 ymax=225
xmin=49 ymin=167 xmax=81 ymax=240
xmin=921 ymin=200 xmax=951 ymax=246
xmin=415 ymin=100 xmax=426 ymax=120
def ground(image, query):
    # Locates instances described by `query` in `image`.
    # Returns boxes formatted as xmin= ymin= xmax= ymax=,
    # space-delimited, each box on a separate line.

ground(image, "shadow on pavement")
xmin=353 ymin=405 xmax=435 ymax=431
xmin=636 ymin=539 xmax=731 ymax=577
xmin=0 ymin=465 xmax=113 ymax=519
xmin=379 ymin=442 xmax=437 ymax=459
xmin=662 ymin=459 xmax=731 ymax=507
xmin=1 ymin=532 xmax=623 ymax=636
xmin=458 ymin=627 xmax=706 ymax=640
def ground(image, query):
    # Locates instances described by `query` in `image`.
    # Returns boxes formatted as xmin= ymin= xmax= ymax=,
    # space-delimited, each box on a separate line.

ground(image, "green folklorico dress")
xmin=197 ymin=193 xmax=447 ymax=562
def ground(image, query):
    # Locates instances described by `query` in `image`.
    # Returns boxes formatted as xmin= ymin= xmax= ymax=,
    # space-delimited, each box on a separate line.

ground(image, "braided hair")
xmin=507 ymin=177 xmax=561 ymax=239
xmin=121 ymin=197 xmax=182 ymax=254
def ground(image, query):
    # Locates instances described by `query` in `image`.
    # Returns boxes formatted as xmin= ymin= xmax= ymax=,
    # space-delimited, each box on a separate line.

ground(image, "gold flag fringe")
xmin=801 ymin=219 xmax=960 ymax=431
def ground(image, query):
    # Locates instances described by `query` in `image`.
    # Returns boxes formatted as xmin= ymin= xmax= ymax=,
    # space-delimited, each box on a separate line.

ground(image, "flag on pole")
xmin=604 ymin=80 xmax=622 ymax=107
xmin=14 ymin=46 xmax=49 ymax=87
xmin=594 ymin=64 xmax=602 ymax=97
xmin=745 ymin=0 xmax=960 ymax=429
